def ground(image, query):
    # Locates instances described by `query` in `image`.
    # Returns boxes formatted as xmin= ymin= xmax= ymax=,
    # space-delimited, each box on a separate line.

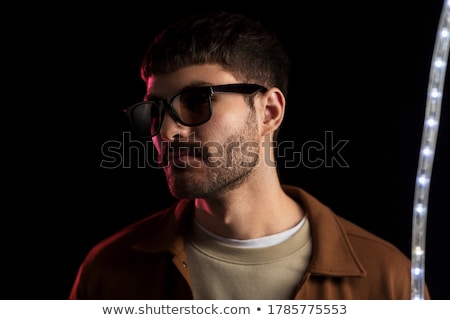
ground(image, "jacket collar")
xmin=282 ymin=185 xmax=366 ymax=277
xmin=132 ymin=199 xmax=194 ymax=255
xmin=132 ymin=185 xmax=366 ymax=277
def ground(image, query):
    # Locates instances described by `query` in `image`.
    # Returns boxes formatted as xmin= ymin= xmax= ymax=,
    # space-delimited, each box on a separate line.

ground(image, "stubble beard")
xmin=164 ymin=111 xmax=260 ymax=199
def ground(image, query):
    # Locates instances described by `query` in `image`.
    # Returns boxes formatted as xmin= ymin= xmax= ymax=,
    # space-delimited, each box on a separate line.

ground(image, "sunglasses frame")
xmin=124 ymin=83 xmax=268 ymax=138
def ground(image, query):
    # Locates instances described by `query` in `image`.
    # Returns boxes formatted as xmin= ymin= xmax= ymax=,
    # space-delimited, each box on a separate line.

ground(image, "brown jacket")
xmin=69 ymin=185 xmax=430 ymax=299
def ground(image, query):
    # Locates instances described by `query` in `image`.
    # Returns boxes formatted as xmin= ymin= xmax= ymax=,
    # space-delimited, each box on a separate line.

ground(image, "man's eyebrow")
xmin=143 ymin=81 xmax=213 ymax=101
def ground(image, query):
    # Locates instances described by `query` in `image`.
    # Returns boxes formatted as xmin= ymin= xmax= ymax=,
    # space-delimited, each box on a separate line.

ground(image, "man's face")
xmin=148 ymin=64 xmax=265 ymax=199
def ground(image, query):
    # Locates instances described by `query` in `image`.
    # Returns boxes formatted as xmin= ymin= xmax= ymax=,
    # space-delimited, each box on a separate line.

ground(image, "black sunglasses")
xmin=124 ymin=83 xmax=268 ymax=138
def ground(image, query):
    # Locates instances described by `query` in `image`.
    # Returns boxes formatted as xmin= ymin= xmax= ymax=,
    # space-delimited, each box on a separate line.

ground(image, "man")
xmin=70 ymin=11 xmax=429 ymax=299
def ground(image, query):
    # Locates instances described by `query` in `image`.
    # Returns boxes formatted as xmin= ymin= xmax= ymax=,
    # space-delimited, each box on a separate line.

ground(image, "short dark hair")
xmin=140 ymin=11 xmax=290 ymax=97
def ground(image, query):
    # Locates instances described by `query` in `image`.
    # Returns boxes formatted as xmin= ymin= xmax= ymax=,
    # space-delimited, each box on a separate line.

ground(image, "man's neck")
xmin=193 ymin=173 xmax=304 ymax=240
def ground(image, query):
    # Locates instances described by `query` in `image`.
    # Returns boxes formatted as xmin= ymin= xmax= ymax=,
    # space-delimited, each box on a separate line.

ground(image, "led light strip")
xmin=411 ymin=0 xmax=450 ymax=300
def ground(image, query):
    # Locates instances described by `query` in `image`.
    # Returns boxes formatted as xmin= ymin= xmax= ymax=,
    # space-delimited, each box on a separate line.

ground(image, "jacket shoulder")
xmin=69 ymin=200 xmax=190 ymax=299
xmin=337 ymin=215 xmax=410 ymax=262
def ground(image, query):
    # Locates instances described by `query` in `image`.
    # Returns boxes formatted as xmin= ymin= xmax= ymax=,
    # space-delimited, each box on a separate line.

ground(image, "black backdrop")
xmin=5 ymin=1 xmax=449 ymax=299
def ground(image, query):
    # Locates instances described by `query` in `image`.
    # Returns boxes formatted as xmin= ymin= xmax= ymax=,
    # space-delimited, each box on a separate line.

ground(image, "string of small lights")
xmin=411 ymin=0 xmax=450 ymax=300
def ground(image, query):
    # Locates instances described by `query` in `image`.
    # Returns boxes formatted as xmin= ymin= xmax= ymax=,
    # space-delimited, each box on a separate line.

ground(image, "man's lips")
xmin=163 ymin=150 xmax=203 ymax=168
xmin=160 ymin=142 xmax=206 ymax=166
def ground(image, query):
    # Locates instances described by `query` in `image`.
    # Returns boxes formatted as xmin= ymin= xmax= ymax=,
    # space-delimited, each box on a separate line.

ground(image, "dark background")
xmin=5 ymin=1 xmax=449 ymax=299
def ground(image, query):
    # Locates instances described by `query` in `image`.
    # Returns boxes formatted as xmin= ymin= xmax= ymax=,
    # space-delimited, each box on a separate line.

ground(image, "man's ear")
xmin=261 ymin=88 xmax=286 ymax=137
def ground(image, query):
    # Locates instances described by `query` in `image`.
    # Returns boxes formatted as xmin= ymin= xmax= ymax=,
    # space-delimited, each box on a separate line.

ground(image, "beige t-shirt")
xmin=184 ymin=217 xmax=312 ymax=299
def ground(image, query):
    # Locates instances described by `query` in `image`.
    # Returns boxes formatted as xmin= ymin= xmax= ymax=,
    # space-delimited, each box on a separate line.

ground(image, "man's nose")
xmin=158 ymin=112 xmax=190 ymax=141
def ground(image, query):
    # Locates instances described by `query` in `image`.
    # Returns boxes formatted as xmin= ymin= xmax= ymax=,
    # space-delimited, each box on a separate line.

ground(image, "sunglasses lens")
xmin=126 ymin=87 xmax=213 ymax=138
xmin=129 ymin=102 xmax=160 ymax=138
xmin=175 ymin=89 xmax=211 ymax=125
